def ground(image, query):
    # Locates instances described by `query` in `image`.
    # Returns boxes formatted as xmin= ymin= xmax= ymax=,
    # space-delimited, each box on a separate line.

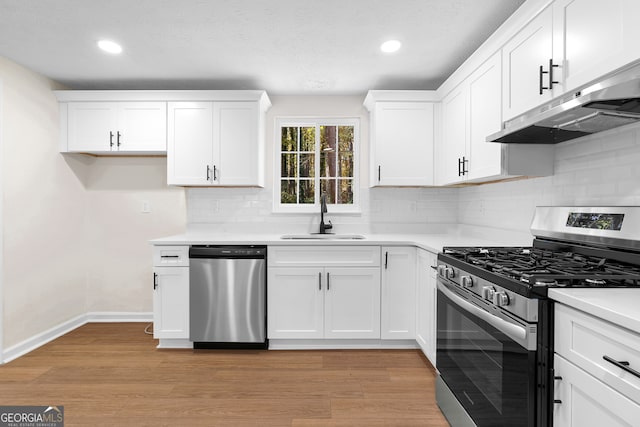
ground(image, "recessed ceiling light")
xmin=380 ymin=40 xmax=402 ymax=53
xmin=97 ymin=39 xmax=123 ymax=54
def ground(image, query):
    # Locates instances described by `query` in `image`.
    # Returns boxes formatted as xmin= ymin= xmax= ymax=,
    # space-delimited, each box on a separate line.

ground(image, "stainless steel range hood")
xmin=488 ymin=63 xmax=640 ymax=144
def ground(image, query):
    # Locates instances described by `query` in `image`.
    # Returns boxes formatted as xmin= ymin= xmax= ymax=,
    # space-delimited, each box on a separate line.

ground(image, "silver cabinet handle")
xmin=318 ymin=272 xmax=322 ymax=290
xmin=327 ymin=272 xmax=330 ymax=290
xmin=206 ymin=165 xmax=211 ymax=181
xmin=213 ymin=165 xmax=218 ymax=181
xmin=153 ymin=272 xmax=158 ymax=290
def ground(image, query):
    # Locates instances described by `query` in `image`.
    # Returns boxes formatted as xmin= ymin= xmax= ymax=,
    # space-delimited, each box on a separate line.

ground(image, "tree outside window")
xmin=276 ymin=118 xmax=359 ymax=212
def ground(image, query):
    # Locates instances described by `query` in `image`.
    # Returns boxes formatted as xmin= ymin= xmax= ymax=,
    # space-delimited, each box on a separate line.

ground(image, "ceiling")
xmin=0 ymin=0 xmax=525 ymax=94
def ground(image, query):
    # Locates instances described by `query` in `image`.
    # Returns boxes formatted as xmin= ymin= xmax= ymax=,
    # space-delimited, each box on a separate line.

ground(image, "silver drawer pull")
xmin=603 ymin=355 xmax=640 ymax=379
xmin=161 ymin=255 xmax=180 ymax=258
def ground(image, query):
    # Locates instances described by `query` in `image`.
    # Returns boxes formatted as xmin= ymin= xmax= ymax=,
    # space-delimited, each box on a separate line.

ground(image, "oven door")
xmin=436 ymin=279 xmax=537 ymax=427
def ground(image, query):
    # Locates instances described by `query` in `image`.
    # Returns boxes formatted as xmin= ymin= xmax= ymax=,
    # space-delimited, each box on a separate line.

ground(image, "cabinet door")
xmin=214 ymin=101 xmax=262 ymax=186
xmin=67 ymin=102 xmax=118 ymax=152
xmin=502 ymin=6 xmax=554 ymax=120
xmin=467 ymin=52 xmax=503 ymax=181
xmin=267 ymin=267 xmax=324 ymax=339
xmin=437 ymin=86 xmax=467 ymax=185
xmin=553 ymin=355 xmax=640 ymax=427
xmin=554 ymin=0 xmax=640 ymax=94
xmin=117 ymin=102 xmax=167 ymax=152
xmin=152 ymin=267 xmax=189 ymax=339
xmin=167 ymin=102 xmax=214 ymax=186
xmin=416 ymin=250 xmax=437 ymax=366
xmin=381 ymin=246 xmax=417 ymax=339
xmin=372 ymin=102 xmax=434 ymax=186
xmin=324 ymin=268 xmax=381 ymax=339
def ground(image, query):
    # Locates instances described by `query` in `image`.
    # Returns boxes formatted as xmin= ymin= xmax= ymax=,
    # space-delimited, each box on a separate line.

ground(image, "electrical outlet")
xmin=142 ymin=200 xmax=151 ymax=213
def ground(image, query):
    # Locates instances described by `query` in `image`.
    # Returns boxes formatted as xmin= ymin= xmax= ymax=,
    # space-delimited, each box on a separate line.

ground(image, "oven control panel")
xmin=437 ymin=261 xmax=538 ymax=323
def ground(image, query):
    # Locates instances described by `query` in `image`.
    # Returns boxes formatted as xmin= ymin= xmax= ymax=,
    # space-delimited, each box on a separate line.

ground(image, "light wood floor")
xmin=0 ymin=323 xmax=449 ymax=426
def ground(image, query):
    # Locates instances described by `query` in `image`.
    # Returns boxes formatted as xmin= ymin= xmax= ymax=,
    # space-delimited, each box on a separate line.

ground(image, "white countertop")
xmin=150 ymin=227 xmax=533 ymax=254
xmin=549 ymin=288 xmax=640 ymax=333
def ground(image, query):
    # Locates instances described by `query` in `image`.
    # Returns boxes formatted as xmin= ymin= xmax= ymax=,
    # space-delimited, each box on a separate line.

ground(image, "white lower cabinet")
xmin=381 ymin=246 xmax=417 ymax=339
xmin=553 ymin=355 xmax=640 ymax=427
xmin=152 ymin=266 xmax=189 ymax=339
xmin=267 ymin=246 xmax=381 ymax=340
xmin=267 ymin=266 xmax=381 ymax=339
xmin=416 ymin=249 xmax=437 ymax=366
xmin=553 ymin=303 xmax=640 ymax=426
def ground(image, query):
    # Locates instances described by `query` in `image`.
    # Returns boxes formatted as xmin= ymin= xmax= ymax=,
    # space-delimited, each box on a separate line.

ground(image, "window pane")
xmin=338 ymin=179 xmax=354 ymax=204
xmin=299 ymin=180 xmax=315 ymax=204
xmin=338 ymin=152 xmax=353 ymax=177
xmin=300 ymin=127 xmax=315 ymax=151
xmin=281 ymin=180 xmax=297 ymax=204
xmin=281 ymin=153 xmax=298 ymax=177
xmin=299 ymin=153 xmax=315 ymax=178
xmin=338 ymin=126 xmax=354 ymax=152
xmin=281 ymin=127 xmax=298 ymax=152
xmin=320 ymin=126 xmax=337 ymax=152
xmin=320 ymin=179 xmax=337 ymax=204
xmin=320 ymin=151 xmax=337 ymax=178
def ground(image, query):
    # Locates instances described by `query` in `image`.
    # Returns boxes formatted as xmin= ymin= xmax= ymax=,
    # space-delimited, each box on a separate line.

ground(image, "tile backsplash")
xmin=458 ymin=124 xmax=640 ymax=232
xmin=187 ymin=123 xmax=640 ymax=235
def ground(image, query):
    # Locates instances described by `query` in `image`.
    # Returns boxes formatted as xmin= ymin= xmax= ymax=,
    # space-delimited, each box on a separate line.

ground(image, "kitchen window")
xmin=275 ymin=118 xmax=359 ymax=213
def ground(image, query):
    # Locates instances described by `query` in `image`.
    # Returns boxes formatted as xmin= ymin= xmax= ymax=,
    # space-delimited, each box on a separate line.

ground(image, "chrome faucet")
xmin=319 ymin=192 xmax=333 ymax=234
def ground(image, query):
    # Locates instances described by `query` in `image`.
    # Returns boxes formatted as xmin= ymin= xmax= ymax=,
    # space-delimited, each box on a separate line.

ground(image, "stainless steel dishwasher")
xmin=189 ymin=245 xmax=267 ymax=349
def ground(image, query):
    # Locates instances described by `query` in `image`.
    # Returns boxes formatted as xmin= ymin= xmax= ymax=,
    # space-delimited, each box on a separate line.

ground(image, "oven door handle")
xmin=438 ymin=281 xmax=534 ymax=350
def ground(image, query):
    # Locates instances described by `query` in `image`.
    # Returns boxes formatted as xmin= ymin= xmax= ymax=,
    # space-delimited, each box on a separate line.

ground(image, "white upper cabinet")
xmin=502 ymin=5 xmax=555 ymax=121
xmin=64 ymin=101 xmax=167 ymax=154
xmin=167 ymin=102 xmax=214 ymax=186
xmin=554 ymin=0 xmax=640 ymax=94
xmin=167 ymin=93 xmax=270 ymax=187
xmin=364 ymin=91 xmax=436 ymax=187
xmin=437 ymin=52 xmax=554 ymax=185
xmin=502 ymin=0 xmax=640 ymax=122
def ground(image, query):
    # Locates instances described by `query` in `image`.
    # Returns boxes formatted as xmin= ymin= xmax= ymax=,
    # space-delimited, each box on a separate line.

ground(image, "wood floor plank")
xmin=0 ymin=323 xmax=449 ymax=426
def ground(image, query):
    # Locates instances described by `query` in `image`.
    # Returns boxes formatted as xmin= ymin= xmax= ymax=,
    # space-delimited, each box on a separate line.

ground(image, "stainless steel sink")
xmin=280 ymin=234 xmax=366 ymax=240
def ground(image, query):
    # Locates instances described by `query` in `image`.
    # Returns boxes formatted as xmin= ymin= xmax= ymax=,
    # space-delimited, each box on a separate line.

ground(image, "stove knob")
xmin=437 ymin=265 xmax=446 ymax=277
xmin=482 ymin=286 xmax=496 ymax=300
xmin=445 ymin=267 xmax=455 ymax=279
xmin=493 ymin=291 xmax=510 ymax=307
xmin=461 ymin=276 xmax=474 ymax=288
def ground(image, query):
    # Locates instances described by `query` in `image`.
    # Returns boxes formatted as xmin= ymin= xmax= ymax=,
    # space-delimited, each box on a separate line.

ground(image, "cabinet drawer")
xmin=153 ymin=245 xmax=190 ymax=267
xmin=555 ymin=303 xmax=640 ymax=403
xmin=554 ymin=354 xmax=640 ymax=427
xmin=268 ymin=246 xmax=380 ymax=267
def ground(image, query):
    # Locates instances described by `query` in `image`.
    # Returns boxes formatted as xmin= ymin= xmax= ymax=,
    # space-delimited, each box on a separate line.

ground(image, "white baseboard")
xmin=2 ymin=311 xmax=153 ymax=364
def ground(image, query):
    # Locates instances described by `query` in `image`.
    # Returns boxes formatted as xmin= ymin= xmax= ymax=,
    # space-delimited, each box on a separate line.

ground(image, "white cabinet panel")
xmin=381 ymin=246 xmax=417 ymax=339
xmin=365 ymin=93 xmax=436 ymax=187
xmin=215 ymin=102 xmax=262 ymax=186
xmin=267 ymin=267 xmax=324 ymax=339
xmin=502 ymin=6 xmax=555 ymax=120
xmin=67 ymin=103 xmax=117 ymax=152
xmin=416 ymin=249 xmax=437 ymax=366
xmin=438 ymin=86 xmax=467 ymax=185
xmin=324 ymin=268 xmax=381 ymax=339
xmin=555 ymin=0 xmax=640 ymax=94
xmin=168 ymin=99 xmax=267 ymax=187
xmin=117 ymin=103 xmax=167 ymax=152
xmin=554 ymin=355 xmax=640 ymax=427
xmin=152 ymin=266 xmax=189 ymax=339
xmin=66 ymin=102 xmax=166 ymax=154
xmin=167 ymin=102 xmax=214 ymax=186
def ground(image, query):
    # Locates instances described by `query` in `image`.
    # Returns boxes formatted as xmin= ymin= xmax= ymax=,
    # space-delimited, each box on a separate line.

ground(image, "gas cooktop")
xmin=441 ymin=246 xmax=640 ymax=296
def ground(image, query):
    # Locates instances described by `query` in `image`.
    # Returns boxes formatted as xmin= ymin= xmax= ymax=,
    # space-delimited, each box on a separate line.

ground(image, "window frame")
xmin=274 ymin=117 xmax=360 ymax=213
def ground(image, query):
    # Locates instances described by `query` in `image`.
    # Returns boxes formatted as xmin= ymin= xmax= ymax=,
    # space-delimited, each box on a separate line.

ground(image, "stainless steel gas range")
xmin=435 ymin=206 xmax=640 ymax=427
